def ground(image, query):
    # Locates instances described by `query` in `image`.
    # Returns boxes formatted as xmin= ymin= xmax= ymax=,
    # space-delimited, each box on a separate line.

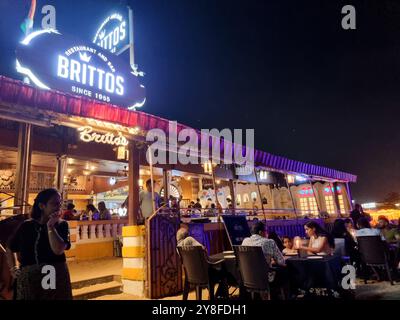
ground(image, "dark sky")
xmin=1 ymin=0 xmax=400 ymax=203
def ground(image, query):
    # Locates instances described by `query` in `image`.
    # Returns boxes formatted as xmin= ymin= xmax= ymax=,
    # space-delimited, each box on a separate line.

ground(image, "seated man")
xmin=242 ymin=221 xmax=285 ymax=267
xmin=176 ymin=226 xmax=204 ymax=248
xmin=242 ymin=221 xmax=288 ymax=299
xmin=377 ymin=215 xmax=400 ymax=243
xmin=176 ymin=226 xmax=228 ymax=298
xmin=355 ymin=217 xmax=383 ymax=239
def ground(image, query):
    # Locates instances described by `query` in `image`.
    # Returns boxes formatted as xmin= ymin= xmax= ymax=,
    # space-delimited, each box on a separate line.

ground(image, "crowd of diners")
xmin=176 ymin=203 xmax=400 ymax=299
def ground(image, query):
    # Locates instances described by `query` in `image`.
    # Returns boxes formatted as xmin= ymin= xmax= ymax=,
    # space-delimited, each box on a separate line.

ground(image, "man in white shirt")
xmin=242 ymin=221 xmax=285 ymax=267
xmin=355 ymin=217 xmax=383 ymax=239
xmin=176 ymin=226 xmax=204 ymax=248
xmin=242 ymin=221 xmax=288 ymax=299
xmin=139 ymin=179 xmax=161 ymax=221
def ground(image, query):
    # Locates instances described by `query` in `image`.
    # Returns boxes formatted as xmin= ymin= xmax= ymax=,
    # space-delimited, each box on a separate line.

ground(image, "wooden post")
xmin=228 ymin=179 xmax=236 ymax=213
xmin=345 ymin=182 xmax=354 ymax=212
xmin=332 ymin=182 xmax=342 ymax=217
xmin=163 ymin=169 xmax=169 ymax=204
xmin=14 ymin=123 xmax=32 ymax=214
xmin=128 ymin=142 xmax=140 ymax=226
xmin=148 ymin=146 xmax=155 ymax=215
xmin=210 ymin=164 xmax=221 ymax=218
xmin=285 ymin=175 xmax=298 ymax=220
xmin=55 ymin=155 xmax=67 ymax=194
xmin=253 ymin=168 xmax=266 ymax=220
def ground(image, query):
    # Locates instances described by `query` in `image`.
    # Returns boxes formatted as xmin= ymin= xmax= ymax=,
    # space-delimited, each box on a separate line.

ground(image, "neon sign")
xmin=298 ymin=187 xmax=314 ymax=197
xmin=323 ymin=186 xmax=342 ymax=195
xmin=16 ymin=29 xmax=146 ymax=109
xmin=93 ymin=13 xmax=128 ymax=54
xmin=78 ymin=126 xmax=129 ymax=146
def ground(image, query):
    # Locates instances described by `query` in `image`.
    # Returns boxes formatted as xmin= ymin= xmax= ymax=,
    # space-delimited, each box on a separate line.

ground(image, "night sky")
xmin=1 ymin=0 xmax=400 ymax=203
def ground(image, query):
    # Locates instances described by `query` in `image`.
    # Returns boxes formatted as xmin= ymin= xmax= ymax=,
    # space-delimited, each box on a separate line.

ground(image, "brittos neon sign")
xmin=16 ymin=29 xmax=146 ymax=110
xmin=57 ymin=49 xmax=125 ymax=97
xmin=78 ymin=126 xmax=129 ymax=146
xmin=93 ymin=13 xmax=128 ymax=54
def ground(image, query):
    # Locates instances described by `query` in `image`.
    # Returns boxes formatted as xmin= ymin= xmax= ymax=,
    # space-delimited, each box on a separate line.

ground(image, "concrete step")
xmin=71 ymin=275 xmax=121 ymax=290
xmin=71 ymin=275 xmax=122 ymax=300
xmin=73 ymin=280 xmax=122 ymax=300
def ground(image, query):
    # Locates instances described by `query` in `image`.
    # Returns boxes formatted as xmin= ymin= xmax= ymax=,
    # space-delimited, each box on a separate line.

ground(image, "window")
xmin=251 ymin=192 xmax=257 ymax=202
xmin=325 ymin=195 xmax=336 ymax=214
xmin=160 ymin=185 xmax=180 ymax=199
xmin=308 ymin=197 xmax=319 ymax=215
xmin=300 ymin=198 xmax=309 ymax=214
xmin=338 ymin=195 xmax=346 ymax=214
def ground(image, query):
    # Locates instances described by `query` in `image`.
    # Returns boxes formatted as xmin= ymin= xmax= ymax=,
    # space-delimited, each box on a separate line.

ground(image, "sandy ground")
xmin=68 ymin=257 xmax=123 ymax=283
xmin=68 ymin=257 xmax=400 ymax=300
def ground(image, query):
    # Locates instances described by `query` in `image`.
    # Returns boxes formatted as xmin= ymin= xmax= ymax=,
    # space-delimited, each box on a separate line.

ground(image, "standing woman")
xmin=8 ymin=188 xmax=72 ymax=300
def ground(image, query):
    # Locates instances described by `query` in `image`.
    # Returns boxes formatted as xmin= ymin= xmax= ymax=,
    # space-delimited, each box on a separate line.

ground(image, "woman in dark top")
xmin=8 ymin=188 xmax=72 ymax=300
xmin=267 ymin=230 xmax=285 ymax=252
xmin=331 ymin=219 xmax=359 ymax=263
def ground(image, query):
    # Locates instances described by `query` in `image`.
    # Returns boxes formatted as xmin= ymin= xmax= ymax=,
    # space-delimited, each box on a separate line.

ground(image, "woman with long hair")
xmin=8 ymin=188 xmax=72 ymax=300
xmin=331 ymin=219 xmax=359 ymax=260
xmin=296 ymin=221 xmax=334 ymax=255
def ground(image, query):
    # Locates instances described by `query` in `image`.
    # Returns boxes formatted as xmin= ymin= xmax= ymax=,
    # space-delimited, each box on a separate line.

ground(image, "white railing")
xmin=75 ymin=219 xmax=128 ymax=242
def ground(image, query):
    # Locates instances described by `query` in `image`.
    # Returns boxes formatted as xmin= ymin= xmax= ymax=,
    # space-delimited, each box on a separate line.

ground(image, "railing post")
xmin=89 ymin=224 xmax=96 ymax=239
xmin=81 ymin=225 xmax=89 ymax=240
xmin=104 ymin=223 xmax=112 ymax=238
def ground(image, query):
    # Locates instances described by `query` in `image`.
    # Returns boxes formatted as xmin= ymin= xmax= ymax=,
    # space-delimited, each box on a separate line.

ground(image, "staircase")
xmin=72 ymin=275 xmax=123 ymax=300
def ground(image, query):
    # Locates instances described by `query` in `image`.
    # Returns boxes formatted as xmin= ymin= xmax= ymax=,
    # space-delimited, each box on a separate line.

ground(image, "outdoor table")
xmin=285 ymin=255 xmax=342 ymax=295
xmin=209 ymin=251 xmax=240 ymax=285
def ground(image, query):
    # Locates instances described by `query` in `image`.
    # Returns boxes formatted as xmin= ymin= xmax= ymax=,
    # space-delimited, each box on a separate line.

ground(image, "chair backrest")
xmin=357 ymin=236 xmax=387 ymax=265
xmin=234 ymin=245 xmax=270 ymax=291
xmin=333 ymin=238 xmax=346 ymax=256
xmin=177 ymin=246 xmax=209 ymax=285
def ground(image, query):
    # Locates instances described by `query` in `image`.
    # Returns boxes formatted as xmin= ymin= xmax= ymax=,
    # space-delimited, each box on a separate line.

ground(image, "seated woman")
xmin=331 ymin=219 xmax=359 ymax=262
xmin=344 ymin=218 xmax=356 ymax=239
xmin=297 ymin=221 xmax=334 ymax=255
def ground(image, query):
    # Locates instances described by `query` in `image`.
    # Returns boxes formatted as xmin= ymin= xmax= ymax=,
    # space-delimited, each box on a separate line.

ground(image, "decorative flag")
xmin=20 ymin=0 xmax=36 ymax=35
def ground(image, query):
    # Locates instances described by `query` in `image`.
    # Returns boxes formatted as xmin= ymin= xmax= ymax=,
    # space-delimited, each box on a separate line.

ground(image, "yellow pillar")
xmin=121 ymin=225 xmax=146 ymax=296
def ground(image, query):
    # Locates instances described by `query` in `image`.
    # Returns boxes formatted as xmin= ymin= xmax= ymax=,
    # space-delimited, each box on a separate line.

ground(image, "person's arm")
xmin=300 ymin=236 xmax=328 ymax=254
xmin=7 ymin=223 xmax=23 ymax=277
xmin=47 ymin=215 xmax=70 ymax=255
xmin=5 ymin=249 xmax=20 ymax=279
xmin=270 ymin=242 xmax=286 ymax=266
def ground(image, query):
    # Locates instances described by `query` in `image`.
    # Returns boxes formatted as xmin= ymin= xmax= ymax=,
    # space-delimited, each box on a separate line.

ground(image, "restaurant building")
xmin=0 ymin=74 xmax=357 ymax=297
xmin=0 ymin=3 xmax=357 ymax=299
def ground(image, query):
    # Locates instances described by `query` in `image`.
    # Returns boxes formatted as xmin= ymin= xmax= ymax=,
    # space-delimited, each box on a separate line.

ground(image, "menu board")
xmin=222 ymin=215 xmax=251 ymax=246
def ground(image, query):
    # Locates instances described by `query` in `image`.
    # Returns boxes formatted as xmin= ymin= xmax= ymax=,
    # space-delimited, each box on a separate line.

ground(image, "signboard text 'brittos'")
xmin=93 ymin=13 xmax=129 ymax=54
xmin=16 ymin=29 xmax=146 ymax=110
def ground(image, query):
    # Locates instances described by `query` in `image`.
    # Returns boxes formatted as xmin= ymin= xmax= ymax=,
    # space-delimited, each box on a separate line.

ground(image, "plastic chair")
xmin=357 ymin=236 xmax=394 ymax=285
xmin=234 ymin=245 xmax=271 ymax=300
